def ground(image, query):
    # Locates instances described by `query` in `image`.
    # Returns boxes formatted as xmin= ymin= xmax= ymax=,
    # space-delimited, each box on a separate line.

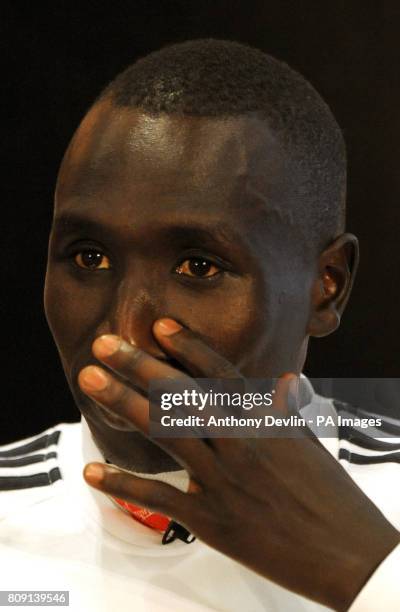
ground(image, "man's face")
xmin=44 ymin=101 xmax=316 ymax=472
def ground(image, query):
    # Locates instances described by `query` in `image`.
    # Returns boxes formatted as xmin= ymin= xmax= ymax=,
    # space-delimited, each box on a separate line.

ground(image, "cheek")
xmin=166 ymin=278 xmax=264 ymax=364
xmin=44 ymin=267 xmax=110 ymax=362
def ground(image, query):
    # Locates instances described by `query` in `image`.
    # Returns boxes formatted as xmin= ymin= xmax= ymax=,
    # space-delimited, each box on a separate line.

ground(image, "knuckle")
xmin=150 ymin=486 xmax=173 ymax=511
xmin=103 ymin=470 xmax=129 ymax=495
xmin=126 ymin=346 xmax=146 ymax=370
xmin=107 ymin=382 xmax=132 ymax=413
xmin=212 ymin=360 xmax=239 ymax=379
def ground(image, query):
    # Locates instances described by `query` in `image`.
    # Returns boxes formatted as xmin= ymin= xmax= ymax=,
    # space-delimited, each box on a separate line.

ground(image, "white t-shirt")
xmin=1 ymin=381 xmax=399 ymax=611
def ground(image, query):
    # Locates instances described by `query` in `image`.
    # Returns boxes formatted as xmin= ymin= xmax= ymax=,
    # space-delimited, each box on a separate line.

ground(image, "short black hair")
xmin=99 ymin=38 xmax=346 ymax=253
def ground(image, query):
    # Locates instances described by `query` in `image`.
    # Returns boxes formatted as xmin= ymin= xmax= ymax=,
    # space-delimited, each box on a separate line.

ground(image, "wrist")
xmin=329 ymin=526 xmax=400 ymax=611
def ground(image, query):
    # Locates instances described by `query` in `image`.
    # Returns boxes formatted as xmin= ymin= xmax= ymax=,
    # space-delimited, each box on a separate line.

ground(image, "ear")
xmin=307 ymin=233 xmax=359 ymax=338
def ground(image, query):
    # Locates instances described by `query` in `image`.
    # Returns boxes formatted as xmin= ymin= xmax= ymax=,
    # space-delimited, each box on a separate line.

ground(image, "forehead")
xmin=56 ymin=101 xmax=288 ymax=219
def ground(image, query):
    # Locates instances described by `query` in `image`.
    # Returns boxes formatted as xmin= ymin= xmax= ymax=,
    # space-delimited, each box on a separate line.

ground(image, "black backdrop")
xmin=2 ymin=1 xmax=399 ymax=443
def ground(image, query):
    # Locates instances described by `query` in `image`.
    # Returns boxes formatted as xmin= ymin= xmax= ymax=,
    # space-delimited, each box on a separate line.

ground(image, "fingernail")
xmin=155 ymin=319 xmax=182 ymax=336
xmin=84 ymin=463 xmax=104 ymax=484
xmin=80 ymin=366 xmax=109 ymax=392
xmin=94 ymin=335 xmax=121 ymax=357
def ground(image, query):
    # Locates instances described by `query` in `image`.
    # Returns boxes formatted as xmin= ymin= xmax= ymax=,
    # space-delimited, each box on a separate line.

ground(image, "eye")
xmin=175 ymin=258 xmax=221 ymax=278
xmin=74 ymin=249 xmax=111 ymax=270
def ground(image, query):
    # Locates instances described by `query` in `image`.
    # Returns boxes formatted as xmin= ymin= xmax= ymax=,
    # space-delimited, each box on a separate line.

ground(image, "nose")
xmin=97 ymin=278 xmax=167 ymax=359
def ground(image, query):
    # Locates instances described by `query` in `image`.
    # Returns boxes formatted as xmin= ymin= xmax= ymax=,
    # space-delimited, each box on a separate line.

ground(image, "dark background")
xmin=2 ymin=1 xmax=399 ymax=443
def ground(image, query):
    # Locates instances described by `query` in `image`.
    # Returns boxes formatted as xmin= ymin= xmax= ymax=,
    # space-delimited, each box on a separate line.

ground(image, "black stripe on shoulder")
xmin=0 ymin=467 xmax=62 ymax=491
xmin=333 ymin=400 xmax=400 ymax=437
xmin=0 ymin=452 xmax=58 ymax=468
xmin=339 ymin=426 xmax=400 ymax=451
xmin=339 ymin=448 xmax=400 ymax=465
xmin=0 ymin=431 xmax=61 ymax=458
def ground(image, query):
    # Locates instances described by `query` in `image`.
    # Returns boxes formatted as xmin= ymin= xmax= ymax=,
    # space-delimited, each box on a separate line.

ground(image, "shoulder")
xmin=0 ymin=422 xmax=81 ymax=518
xmin=332 ymin=398 xmax=400 ymax=465
xmin=332 ymin=399 xmax=400 ymax=530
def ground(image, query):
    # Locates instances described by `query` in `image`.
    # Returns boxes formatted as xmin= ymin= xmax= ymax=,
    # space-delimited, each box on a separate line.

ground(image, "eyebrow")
xmin=51 ymin=212 xmax=246 ymax=252
xmin=53 ymin=213 xmax=115 ymax=237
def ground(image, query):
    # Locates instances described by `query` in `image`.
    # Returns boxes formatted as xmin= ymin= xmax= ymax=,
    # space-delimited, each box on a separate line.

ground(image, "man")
xmin=1 ymin=39 xmax=399 ymax=611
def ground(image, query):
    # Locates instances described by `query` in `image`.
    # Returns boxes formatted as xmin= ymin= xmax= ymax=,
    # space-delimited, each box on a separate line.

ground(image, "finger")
xmin=153 ymin=319 xmax=241 ymax=379
xmin=94 ymin=404 xmax=139 ymax=431
xmin=78 ymin=365 xmax=150 ymax=432
xmin=92 ymin=330 xmax=240 ymax=449
xmin=83 ymin=462 xmax=200 ymax=527
xmin=79 ymin=365 xmax=220 ymax=485
xmin=92 ymin=335 xmax=189 ymax=393
xmin=91 ymin=336 xmax=209 ymax=444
